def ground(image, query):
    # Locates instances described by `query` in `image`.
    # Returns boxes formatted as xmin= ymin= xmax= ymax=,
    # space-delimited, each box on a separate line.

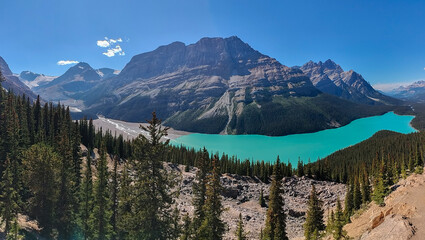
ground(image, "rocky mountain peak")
xmin=0 ymin=56 xmax=13 ymax=76
xmin=19 ymin=71 xmax=43 ymax=82
xmin=117 ymin=36 xmax=268 ymax=85
xmin=301 ymin=60 xmax=399 ymax=105
xmin=322 ymin=59 xmax=341 ymax=71
xmin=0 ymin=56 xmax=38 ymax=100
xmin=73 ymin=62 xmax=94 ymax=71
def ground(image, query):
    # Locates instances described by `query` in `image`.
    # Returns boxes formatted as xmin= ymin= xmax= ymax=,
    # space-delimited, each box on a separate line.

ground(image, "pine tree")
xmin=0 ymin=69 xmax=5 ymax=82
xmin=360 ymin=168 xmax=371 ymax=204
xmin=80 ymin=150 xmax=94 ymax=240
xmin=110 ymin=155 xmax=119 ymax=240
xmin=0 ymin=157 xmax=21 ymax=237
xmin=392 ymin=159 xmax=399 ymax=184
xmin=262 ymin=157 xmax=288 ymax=240
xmin=408 ymin=154 xmax=414 ymax=173
xmin=353 ymin=176 xmax=362 ymax=210
xmin=259 ymin=188 xmax=266 ymax=207
xmin=55 ymin=117 xmax=78 ymax=239
xmin=91 ymin=144 xmax=112 ymax=240
xmin=7 ymin=217 xmax=22 ymax=240
xmin=344 ymin=181 xmax=354 ymax=222
xmin=170 ymin=207 xmax=181 ymax=240
xmin=303 ymin=185 xmax=325 ymax=240
xmin=325 ymin=209 xmax=335 ymax=234
xmin=415 ymin=145 xmax=424 ymax=173
xmin=297 ymin=158 xmax=304 ymax=177
xmin=192 ymin=147 xmax=209 ymax=237
xmin=235 ymin=213 xmax=247 ymax=240
xmin=333 ymin=199 xmax=344 ymax=240
xmin=22 ymin=144 xmax=60 ymax=237
xmin=180 ymin=213 xmax=191 ymax=240
xmin=198 ymin=156 xmax=226 ymax=240
xmin=401 ymin=155 xmax=407 ymax=179
xmin=129 ymin=112 xmax=176 ymax=239
xmin=117 ymin=163 xmax=132 ymax=239
xmin=372 ymin=158 xmax=389 ymax=206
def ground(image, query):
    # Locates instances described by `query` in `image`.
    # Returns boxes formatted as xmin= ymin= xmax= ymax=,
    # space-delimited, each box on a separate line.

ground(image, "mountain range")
xmin=77 ymin=37 xmax=401 ymax=135
xmin=386 ymin=81 xmax=425 ymax=103
xmin=33 ymin=63 xmax=119 ymax=102
xmin=18 ymin=71 xmax=56 ymax=89
xmin=0 ymin=37 xmax=407 ymax=135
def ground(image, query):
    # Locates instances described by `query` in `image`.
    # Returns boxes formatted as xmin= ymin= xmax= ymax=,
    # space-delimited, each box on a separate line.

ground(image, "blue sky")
xmin=1 ymin=0 xmax=424 ymax=90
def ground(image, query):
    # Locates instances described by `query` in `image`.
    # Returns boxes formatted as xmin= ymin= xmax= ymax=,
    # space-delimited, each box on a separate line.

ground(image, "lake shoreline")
xmin=171 ymin=112 xmax=416 ymax=165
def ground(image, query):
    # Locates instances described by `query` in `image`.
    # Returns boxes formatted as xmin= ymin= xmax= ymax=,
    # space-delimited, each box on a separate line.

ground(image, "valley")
xmin=94 ymin=112 xmax=416 ymax=165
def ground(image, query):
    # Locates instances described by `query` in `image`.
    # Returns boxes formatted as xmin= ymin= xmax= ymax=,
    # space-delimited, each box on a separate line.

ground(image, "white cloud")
xmin=97 ymin=37 xmax=125 ymax=57
xmin=102 ymin=45 xmax=125 ymax=57
xmin=57 ymin=60 xmax=79 ymax=65
xmin=103 ymin=49 xmax=115 ymax=57
xmin=97 ymin=40 xmax=110 ymax=48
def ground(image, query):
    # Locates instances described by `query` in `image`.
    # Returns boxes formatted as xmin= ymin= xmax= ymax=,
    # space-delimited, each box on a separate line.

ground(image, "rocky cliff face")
xmin=300 ymin=60 xmax=400 ymax=105
xmin=80 ymin=37 xmax=392 ymax=135
xmin=84 ymin=36 xmax=319 ymax=112
xmin=344 ymin=169 xmax=425 ymax=240
xmin=0 ymin=56 xmax=38 ymax=100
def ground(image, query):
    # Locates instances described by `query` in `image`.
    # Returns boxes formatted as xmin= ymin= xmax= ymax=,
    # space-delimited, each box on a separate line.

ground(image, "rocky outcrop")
xmin=344 ymin=169 xmax=425 ymax=240
xmin=169 ymin=164 xmax=346 ymax=240
xmin=299 ymin=59 xmax=401 ymax=105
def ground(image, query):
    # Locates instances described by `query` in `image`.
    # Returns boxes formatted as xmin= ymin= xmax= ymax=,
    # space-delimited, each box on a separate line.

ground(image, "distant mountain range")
xmin=0 ymin=37 xmax=407 ymax=135
xmin=386 ymin=81 xmax=425 ymax=103
xmin=18 ymin=71 xmax=56 ymax=89
xmin=33 ymin=62 xmax=119 ymax=102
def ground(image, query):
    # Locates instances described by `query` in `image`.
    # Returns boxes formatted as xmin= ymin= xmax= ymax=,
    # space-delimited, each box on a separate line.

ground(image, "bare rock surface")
xmin=167 ymin=164 xmax=346 ymax=240
xmin=344 ymin=169 xmax=425 ymax=240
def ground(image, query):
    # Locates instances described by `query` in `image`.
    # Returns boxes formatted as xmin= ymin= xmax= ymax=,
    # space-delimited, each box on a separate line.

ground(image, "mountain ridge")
xmin=299 ymin=59 xmax=401 ymax=105
xmin=386 ymin=80 xmax=425 ymax=102
xmin=33 ymin=62 xmax=118 ymax=102
xmin=77 ymin=37 xmax=400 ymax=136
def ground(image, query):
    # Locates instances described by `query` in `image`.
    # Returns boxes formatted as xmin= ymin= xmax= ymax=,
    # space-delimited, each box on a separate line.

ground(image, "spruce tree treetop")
xmin=236 ymin=213 xmax=247 ymax=240
xmin=192 ymin=147 xmax=210 ymax=238
xmin=303 ymin=185 xmax=325 ymax=240
xmin=262 ymin=156 xmax=288 ymax=240
xmin=198 ymin=155 xmax=226 ymax=240
xmin=129 ymin=112 xmax=177 ymax=239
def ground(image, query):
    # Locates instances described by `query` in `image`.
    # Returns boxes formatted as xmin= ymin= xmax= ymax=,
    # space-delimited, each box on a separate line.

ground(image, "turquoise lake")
xmin=171 ymin=112 xmax=416 ymax=165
